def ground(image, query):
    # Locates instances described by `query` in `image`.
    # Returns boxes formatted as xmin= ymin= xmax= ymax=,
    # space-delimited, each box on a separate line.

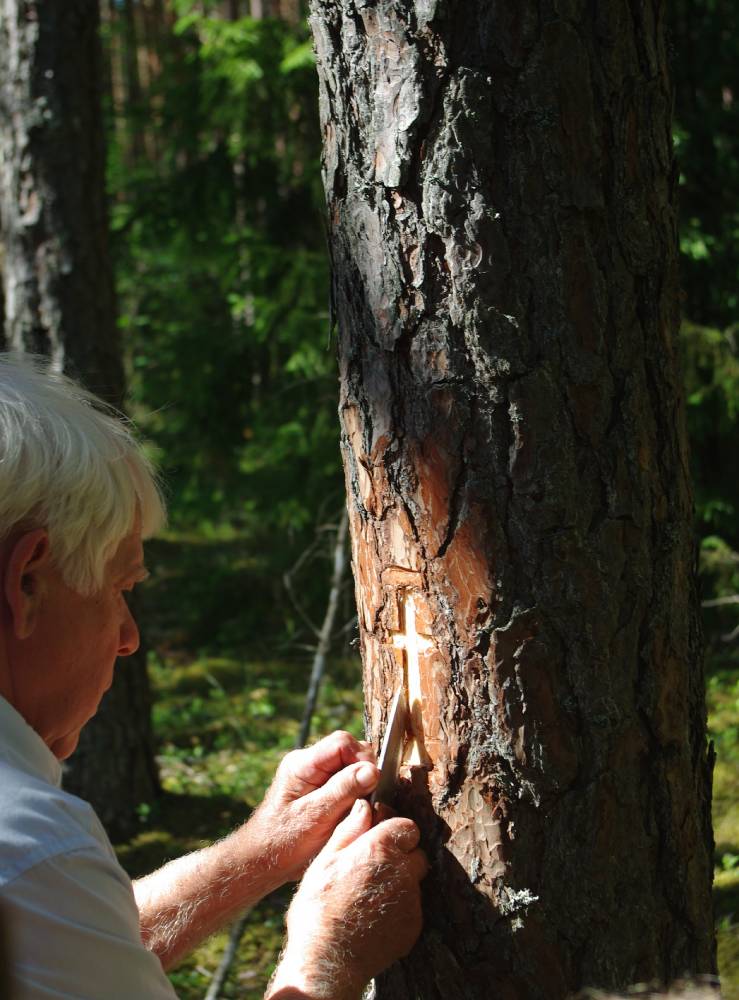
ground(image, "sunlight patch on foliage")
xmin=709 ymin=671 xmax=739 ymax=998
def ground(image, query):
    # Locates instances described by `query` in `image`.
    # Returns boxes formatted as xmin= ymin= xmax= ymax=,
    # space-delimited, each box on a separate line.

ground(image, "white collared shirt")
xmin=0 ymin=696 xmax=178 ymax=998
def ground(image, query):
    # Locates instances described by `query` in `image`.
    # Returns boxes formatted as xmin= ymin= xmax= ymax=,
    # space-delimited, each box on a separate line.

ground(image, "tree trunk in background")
xmin=309 ymin=2 xmax=715 ymax=996
xmin=249 ymin=0 xmax=272 ymax=20
xmin=0 ymin=0 xmax=158 ymax=839
xmin=121 ymin=0 xmax=146 ymax=164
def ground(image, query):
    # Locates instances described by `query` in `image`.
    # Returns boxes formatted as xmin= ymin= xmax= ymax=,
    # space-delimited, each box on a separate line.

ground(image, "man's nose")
xmin=118 ymin=604 xmax=140 ymax=657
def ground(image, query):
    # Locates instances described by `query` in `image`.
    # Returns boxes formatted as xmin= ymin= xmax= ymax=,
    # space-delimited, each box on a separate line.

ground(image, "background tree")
xmin=0 ymin=0 xmax=158 ymax=837
xmin=309 ymin=2 xmax=716 ymax=996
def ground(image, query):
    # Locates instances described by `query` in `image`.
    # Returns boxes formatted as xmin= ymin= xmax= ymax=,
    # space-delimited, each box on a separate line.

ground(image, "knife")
xmin=370 ymin=686 xmax=408 ymax=807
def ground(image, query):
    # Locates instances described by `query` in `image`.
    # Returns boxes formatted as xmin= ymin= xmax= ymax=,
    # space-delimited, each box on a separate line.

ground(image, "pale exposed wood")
xmin=391 ymin=591 xmax=432 ymax=767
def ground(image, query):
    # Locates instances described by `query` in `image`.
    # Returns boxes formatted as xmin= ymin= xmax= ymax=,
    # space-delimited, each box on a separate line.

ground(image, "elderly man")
xmin=0 ymin=354 xmax=427 ymax=999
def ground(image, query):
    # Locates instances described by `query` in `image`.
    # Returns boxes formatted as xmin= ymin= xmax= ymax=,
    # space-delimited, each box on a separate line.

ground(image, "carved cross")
xmin=391 ymin=590 xmax=433 ymax=766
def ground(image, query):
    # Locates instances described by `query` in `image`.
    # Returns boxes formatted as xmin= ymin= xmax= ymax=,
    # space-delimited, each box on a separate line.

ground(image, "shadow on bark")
xmin=377 ymin=769 xmax=540 ymax=1000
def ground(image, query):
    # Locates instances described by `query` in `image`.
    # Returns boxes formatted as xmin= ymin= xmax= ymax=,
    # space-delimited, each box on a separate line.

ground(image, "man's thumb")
xmin=326 ymin=797 xmax=373 ymax=851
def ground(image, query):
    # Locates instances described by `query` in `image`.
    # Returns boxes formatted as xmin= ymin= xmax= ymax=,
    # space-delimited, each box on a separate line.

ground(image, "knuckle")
xmin=332 ymin=729 xmax=354 ymax=744
xmin=391 ymin=817 xmax=418 ymax=837
xmin=278 ymin=747 xmax=300 ymax=770
xmin=362 ymin=840 xmax=384 ymax=867
xmin=384 ymin=818 xmax=420 ymax=850
xmin=376 ymin=817 xmax=405 ymax=840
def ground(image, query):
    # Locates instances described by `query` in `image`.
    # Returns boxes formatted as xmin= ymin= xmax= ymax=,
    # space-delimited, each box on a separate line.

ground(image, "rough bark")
xmin=0 ymin=0 xmax=158 ymax=839
xmin=309 ymin=2 xmax=715 ymax=997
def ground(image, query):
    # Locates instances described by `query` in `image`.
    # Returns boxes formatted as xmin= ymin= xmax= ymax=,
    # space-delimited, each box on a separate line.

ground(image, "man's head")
xmin=0 ymin=354 xmax=167 ymax=758
xmin=0 ymin=354 xmax=165 ymax=595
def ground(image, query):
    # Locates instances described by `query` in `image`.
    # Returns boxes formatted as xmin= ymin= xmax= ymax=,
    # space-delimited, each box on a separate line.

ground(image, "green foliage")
xmin=672 ymin=1 xmax=739 ymax=329
xmin=671 ymin=4 xmax=739 ymax=680
xmin=709 ymin=669 xmax=739 ymax=1000
xmin=672 ymin=11 xmax=739 ymax=987
xmin=681 ymin=322 xmax=739 ymax=547
xmin=109 ymin=4 xmax=339 ymax=566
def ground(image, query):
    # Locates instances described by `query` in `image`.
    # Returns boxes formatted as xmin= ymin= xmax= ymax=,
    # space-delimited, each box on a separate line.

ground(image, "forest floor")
xmin=710 ymin=655 xmax=739 ymax=1000
xmin=115 ymin=535 xmax=739 ymax=1000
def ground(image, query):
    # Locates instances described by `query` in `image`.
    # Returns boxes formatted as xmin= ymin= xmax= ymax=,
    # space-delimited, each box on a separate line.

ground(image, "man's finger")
xmin=407 ymin=847 xmax=429 ymax=881
xmin=325 ymin=797 xmax=373 ymax=852
xmin=369 ymin=817 xmax=421 ymax=854
xmin=306 ymin=760 xmax=380 ymax=819
xmin=282 ymin=732 xmax=376 ymax=793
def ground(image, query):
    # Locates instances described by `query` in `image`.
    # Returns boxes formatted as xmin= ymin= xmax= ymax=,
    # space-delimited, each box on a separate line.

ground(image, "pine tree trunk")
xmin=309 ymin=2 xmax=716 ymax=995
xmin=0 ymin=0 xmax=158 ymax=840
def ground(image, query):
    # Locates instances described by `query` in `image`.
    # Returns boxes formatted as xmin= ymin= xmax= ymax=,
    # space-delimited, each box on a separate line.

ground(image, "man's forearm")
xmin=265 ymin=949 xmax=364 ymax=1000
xmin=133 ymin=822 xmax=284 ymax=970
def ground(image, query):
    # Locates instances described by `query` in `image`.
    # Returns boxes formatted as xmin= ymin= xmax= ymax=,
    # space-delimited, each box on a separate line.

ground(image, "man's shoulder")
xmin=0 ymin=755 xmax=111 ymax=888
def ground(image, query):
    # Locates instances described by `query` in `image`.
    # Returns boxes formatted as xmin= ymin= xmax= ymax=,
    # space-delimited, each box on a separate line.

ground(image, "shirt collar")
xmin=0 ymin=695 xmax=62 ymax=788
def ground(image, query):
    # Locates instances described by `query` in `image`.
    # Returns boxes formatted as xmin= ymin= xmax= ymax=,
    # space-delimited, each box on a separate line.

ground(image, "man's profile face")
xmin=0 ymin=525 xmax=147 ymax=759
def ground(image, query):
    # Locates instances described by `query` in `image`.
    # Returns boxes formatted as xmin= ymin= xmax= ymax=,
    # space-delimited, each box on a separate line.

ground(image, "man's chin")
xmin=50 ymin=729 xmax=81 ymax=761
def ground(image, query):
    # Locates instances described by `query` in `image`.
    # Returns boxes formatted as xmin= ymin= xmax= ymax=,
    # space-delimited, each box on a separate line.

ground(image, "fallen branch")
xmin=297 ymin=509 xmax=349 ymax=748
xmin=701 ymin=594 xmax=739 ymax=608
xmin=203 ymin=911 xmax=249 ymax=1000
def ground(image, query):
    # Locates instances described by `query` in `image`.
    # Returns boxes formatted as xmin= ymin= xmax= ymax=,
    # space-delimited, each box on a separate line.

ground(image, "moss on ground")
xmin=709 ymin=668 xmax=739 ymax=1000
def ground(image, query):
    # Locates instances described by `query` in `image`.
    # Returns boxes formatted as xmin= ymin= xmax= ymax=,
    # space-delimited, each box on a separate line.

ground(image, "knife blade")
xmin=370 ymin=686 xmax=408 ymax=807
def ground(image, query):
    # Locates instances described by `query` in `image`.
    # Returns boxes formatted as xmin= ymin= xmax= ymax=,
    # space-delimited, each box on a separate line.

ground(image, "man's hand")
xmin=134 ymin=731 xmax=382 ymax=971
xmin=267 ymin=798 xmax=428 ymax=1000
xmin=135 ymin=731 xmax=378 ymax=970
xmin=246 ymin=730 xmax=380 ymax=883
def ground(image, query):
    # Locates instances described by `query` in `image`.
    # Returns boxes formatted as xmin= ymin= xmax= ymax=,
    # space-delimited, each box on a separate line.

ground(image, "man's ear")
xmin=3 ymin=529 xmax=52 ymax=640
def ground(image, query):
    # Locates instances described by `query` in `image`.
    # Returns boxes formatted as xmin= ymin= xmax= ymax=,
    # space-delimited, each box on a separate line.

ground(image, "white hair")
xmin=0 ymin=353 xmax=166 ymax=595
